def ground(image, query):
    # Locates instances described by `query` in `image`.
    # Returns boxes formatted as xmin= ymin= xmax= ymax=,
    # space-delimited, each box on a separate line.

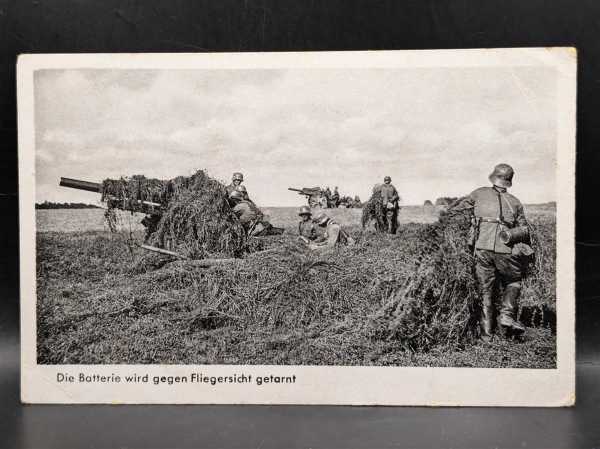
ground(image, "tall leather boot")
xmin=498 ymin=284 xmax=525 ymax=335
xmin=480 ymin=294 xmax=494 ymax=341
xmin=386 ymin=212 xmax=394 ymax=234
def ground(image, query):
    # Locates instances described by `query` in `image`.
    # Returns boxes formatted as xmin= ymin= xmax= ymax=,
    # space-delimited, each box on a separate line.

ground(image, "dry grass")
xmin=36 ymin=205 xmax=556 ymax=366
xmin=101 ymin=170 xmax=247 ymax=258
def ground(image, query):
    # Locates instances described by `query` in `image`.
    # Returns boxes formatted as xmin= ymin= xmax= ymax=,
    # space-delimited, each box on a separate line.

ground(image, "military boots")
xmin=498 ymin=285 xmax=525 ymax=334
xmin=480 ymin=293 xmax=494 ymax=341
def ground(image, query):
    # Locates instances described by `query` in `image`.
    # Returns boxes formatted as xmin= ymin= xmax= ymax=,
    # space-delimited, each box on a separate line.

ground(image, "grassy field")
xmin=36 ymin=204 xmax=556 ymax=367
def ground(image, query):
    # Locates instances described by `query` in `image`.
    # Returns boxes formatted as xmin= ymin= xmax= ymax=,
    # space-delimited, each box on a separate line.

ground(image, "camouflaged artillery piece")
xmin=288 ymin=187 xmax=328 ymax=208
xmin=59 ymin=174 xmax=283 ymax=261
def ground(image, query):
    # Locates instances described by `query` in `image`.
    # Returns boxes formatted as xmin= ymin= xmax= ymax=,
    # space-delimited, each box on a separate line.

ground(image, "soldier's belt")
xmin=478 ymin=217 xmax=513 ymax=227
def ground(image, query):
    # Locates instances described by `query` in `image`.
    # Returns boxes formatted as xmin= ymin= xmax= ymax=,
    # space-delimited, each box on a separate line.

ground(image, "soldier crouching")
xmin=297 ymin=205 xmax=318 ymax=243
xmin=307 ymin=212 xmax=355 ymax=251
xmin=457 ymin=163 xmax=533 ymax=341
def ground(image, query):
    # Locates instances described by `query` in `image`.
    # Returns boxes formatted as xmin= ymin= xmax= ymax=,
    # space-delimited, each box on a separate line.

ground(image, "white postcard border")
xmin=18 ymin=48 xmax=576 ymax=405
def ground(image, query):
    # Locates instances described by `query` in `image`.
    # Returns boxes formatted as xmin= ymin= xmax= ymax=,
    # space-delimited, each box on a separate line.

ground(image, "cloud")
xmin=34 ymin=67 xmax=557 ymax=205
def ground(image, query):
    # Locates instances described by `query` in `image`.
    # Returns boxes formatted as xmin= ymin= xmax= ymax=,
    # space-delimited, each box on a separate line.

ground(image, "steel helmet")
xmin=488 ymin=163 xmax=514 ymax=188
xmin=313 ymin=211 xmax=330 ymax=226
xmin=298 ymin=205 xmax=311 ymax=216
xmin=229 ymin=190 xmax=244 ymax=201
xmin=235 ymin=184 xmax=247 ymax=193
xmin=372 ymin=183 xmax=382 ymax=194
xmin=384 ymin=176 xmax=391 ymax=183
xmin=232 ymin=172 xmax=244 ymax=182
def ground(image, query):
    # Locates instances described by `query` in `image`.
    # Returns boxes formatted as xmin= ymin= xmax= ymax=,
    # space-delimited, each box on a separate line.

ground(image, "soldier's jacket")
xmin=309 ymin=220 xmax=352 ymax=250
xmin=461 ymin=186 xmax=528 ymax=254
xmin=298 ymin=219 xmax=317 ymax=240
xmin=380 ymin=184 xmax=399 ymax=206
xmin=232 ymin=200 xmax=259 ymax=226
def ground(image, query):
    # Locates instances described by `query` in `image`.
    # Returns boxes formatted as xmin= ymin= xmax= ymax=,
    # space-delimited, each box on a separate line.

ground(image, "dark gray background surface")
xmin=1 ymin=1 xmax=600 ymax=448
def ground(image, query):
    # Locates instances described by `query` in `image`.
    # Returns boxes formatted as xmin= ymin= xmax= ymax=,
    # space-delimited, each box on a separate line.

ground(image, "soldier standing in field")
xmin=332 ymin=187 xmax=340 ymax=208
xmin=308 ymin=212 xmax=354 ymax=251
xmin=324 ymin=186 xmax=332 ymax=208
xmin=380 ymin=176 xmax=400 ymax=234
xmin=225 ymin=172 xmax=244 ymax=197
xmin=456 ymin=163 xmax=532 ymax=341
xmin=297 ymin=205 xmax=318 ymax=243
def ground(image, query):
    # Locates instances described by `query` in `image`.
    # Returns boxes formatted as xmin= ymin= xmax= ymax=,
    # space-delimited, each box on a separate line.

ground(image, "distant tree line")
xmin=36 ymin=201 xmax=100 ymax=209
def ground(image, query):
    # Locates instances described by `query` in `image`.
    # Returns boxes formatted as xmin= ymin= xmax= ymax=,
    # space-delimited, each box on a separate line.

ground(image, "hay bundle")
xmin=367 ymin=205 xmax=480 ymax=350
xmin=519 ymin=215 xmax=556 ymax=329
xmin=101 ymin=170 xmax=247 ymax=259
xmin=361 ymin=191 xmax=386 ymax=231
xmin=101 ymin=175 xmax=168 ymax=210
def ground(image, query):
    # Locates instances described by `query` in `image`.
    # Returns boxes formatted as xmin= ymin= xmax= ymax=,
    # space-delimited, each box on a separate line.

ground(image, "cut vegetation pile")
xmin=37 ymin=200 xmax=556 ymax=365
xmin=367 ymin=206 xmax=481 ymax=350
xmin=361 ymin=190 xmax=386 ymax=231
xmin=101 ymin=170 xmax=247 ymax=258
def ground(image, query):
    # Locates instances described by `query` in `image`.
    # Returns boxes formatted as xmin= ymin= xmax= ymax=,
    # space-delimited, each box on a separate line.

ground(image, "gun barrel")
xmin=287 ymin=188 xmax=303 ymax=193
xmin=59 ymin=177 xmax=102 ymax=193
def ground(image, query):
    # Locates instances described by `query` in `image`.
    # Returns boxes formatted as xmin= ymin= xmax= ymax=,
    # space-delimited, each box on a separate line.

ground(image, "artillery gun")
xmin=288 ymin=187 xmax=328 ymax=208
xmin=59 ymin=177 xmax=164 ymax=214
xmin=60 ymin=176 xmax=282 ymax=243
xmin=288 ymin=187 xmax=362 ymax=209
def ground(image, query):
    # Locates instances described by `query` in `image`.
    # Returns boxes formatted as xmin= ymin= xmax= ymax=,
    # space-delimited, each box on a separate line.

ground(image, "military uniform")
xmin=309 ymin=220 xmax=342 ymax=250
xmin=298 ymin=220 xmax=317 ymax=241
xmin=380 ymin=182 xmax=400 ymax=234
xmin=226 ymin=172 xmax=244 ymax=197
xmin=232 ymin=200 xmax=259 ymax=229
xmin=332 ymin=188 xmax=340 ymax=207
xmin=309 ymin=215 xmax=354 ymax=251
xmin=225 ymin=183 xmax=237 ymax=197
xmin=460 ymin=185 xmax=529 ymax=338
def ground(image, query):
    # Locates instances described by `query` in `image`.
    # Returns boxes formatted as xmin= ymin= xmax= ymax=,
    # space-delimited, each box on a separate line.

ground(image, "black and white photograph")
xmin=18 ymin=49 xmax=575 ymax=405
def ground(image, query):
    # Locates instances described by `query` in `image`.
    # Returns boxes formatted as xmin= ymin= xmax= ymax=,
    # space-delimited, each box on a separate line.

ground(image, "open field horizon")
xmin=36 ymin=203 xmax=556 ymax=234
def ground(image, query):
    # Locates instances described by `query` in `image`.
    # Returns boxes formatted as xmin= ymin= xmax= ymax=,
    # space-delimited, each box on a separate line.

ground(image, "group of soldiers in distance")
xmin=225 ymin=163 xmax=532 ymax=341
xmin=320 ymin=186 xmax=362 ymax=209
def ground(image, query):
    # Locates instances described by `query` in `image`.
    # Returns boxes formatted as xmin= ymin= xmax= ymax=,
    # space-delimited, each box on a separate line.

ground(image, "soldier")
xmin=228 ymin=189 xmax=259 ymax=232
xmin=457 ymin=163 xmax=531 ymax=341
xmin=380 ymin=176 xmax=400 ymax=234
xmin=297 ymin=205 xmax=318 ymax=243
xmin=225 ymin=172 xmax=244 ymax=197
xmin=229 ymin=189 xmax=283 ymax=237
xmin=324 ymin=186 xmax=332 ymax=208
xmin=308 ymin=212 xmax=354 ymax=250
xmin=234 ymin=184 xmax=253 ymax=203
xmin=332 ymin=186 xmax=340 ymax=208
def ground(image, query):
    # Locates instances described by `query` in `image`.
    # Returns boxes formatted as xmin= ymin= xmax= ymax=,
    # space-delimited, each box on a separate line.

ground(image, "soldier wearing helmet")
xmin=228 ymin=188 xmax=259 ymax=230
xmin=379 ymin=176 xmax=400 ymax=234
xmin=234 ymin=184 xmax=250 ymax=200
xmin=332 ymin=186 xmax=340 ymax=208
xmin=297 ymin=205 xmax=318 ymax=243
xmin=226 ymin=172 xmax=244 ymax=197
xmin=454 ymin=163 xmax=531 ymax=341
xmin=231 ymin=183 xmax=259 ymax=209
xmin=307 ymin=212 xmax=354 ymax=250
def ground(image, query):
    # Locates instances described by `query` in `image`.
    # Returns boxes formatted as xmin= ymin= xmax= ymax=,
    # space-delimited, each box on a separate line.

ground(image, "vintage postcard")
xmin=18 ymin=48 xmax=576 ymax=405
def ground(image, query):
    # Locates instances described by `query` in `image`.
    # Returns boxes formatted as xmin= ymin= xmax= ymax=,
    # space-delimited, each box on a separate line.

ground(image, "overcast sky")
xmin=34 ymin=67 xmax=557 ymax=206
